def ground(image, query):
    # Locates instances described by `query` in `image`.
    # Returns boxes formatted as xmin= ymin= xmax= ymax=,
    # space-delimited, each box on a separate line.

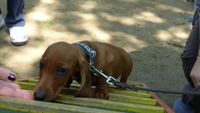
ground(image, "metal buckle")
xmin=106 ymin=76 xmax=116 ymax=86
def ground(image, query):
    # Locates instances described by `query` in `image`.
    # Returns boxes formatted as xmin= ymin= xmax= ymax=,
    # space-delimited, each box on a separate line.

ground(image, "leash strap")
xmin=91 ymin=66 xmax=200 ymax=95
xmin=89 ymin=66 xmax=117 ymax=85
xmin=74 ymin=42 xmax=200 ymax=96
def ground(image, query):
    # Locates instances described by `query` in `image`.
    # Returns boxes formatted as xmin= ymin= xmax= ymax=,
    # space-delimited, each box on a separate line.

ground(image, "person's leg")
xmin=5 ymin=0 xmax=25 ymax=27
xmin=182 ymin=84 xmax=200 ymax=110
xmin=5 ymin=0 xmax=28 ymax=46
xmin=173 ymin=98 xmax=197 ymax=113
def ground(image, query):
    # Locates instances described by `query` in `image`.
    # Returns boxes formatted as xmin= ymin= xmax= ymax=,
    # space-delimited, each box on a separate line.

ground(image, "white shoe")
xmin=9 ymin=26 xmax=28 ymax=46
xmin=0 ymin=14 xmax=4 ymax=28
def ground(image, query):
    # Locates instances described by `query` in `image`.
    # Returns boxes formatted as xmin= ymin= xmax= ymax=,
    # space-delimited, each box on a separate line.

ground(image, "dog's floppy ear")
xmin=75 ymin=57 xmax=94 ymax=97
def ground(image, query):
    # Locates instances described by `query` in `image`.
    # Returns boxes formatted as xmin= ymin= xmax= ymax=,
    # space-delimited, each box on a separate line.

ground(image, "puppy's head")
xmin=33 ymin=42 xmax=93 ymax=101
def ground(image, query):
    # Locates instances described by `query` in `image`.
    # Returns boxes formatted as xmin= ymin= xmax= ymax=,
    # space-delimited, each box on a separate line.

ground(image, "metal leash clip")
xmin=106 ymin=76 xmax=116 ymax=86
xmin=90 ymin=66 xmax=116 ymax=86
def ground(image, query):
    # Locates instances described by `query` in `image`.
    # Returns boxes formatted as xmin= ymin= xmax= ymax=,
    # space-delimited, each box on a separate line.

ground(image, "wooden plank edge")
xmin=57 ymin=95 xmax=164 ymax=113
xmin=142 ymin=83 xmax=175 ymax=113
xmin=0 ymin=96 xmax=123 ymax=113
xmin=18 ymin=80 xmax=151 ymax=96
xmin=18 ymin=82 xmax=157 ymax=105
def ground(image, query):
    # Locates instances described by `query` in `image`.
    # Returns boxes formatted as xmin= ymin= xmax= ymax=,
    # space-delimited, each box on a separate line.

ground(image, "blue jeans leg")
xmin=173 ymin=99 xmax=197 ymax=113
xmin=5 ymin=0 xmax=25 ymax=27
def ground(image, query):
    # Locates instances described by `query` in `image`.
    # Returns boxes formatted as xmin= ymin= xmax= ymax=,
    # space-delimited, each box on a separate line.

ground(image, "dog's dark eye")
xmin=56 ymin=67 xmax=66 ymax=75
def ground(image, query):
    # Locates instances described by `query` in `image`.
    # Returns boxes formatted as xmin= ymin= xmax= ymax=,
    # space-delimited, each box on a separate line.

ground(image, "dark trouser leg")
xmin=181 ymin=18 xmax=199 ymax=87
xmin=180 ymin=84 xmax=199 ymax=112
xmin=5 ymin=0 xmax=25 ymax=27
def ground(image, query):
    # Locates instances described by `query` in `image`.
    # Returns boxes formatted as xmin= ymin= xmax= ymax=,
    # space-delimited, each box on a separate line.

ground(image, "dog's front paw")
xmin=95 ymin=90 xmax=109 ymax=99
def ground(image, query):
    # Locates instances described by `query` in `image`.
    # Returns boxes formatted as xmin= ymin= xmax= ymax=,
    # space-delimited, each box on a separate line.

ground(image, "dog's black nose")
xmin=34 ymin=89 xmax=47 ymax=101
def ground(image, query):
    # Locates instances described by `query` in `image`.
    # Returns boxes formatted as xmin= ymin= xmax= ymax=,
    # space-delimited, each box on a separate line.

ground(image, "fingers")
xmin=14 ymin=89 xmax=33 ymax=100
xmin=190 ymin=71 xmax=200 ymax=87
xmin=0 ymin=80 xmax=20 ymax=89
xmin=192 ymin=77 xmax=200 ymax=87
xmin=190 ymin=59 xmax=200 ymax=87
xmin=0 ymin=86 xmax=15 ymax=97
xmin=8 ymin=73 xmax=16 ymax=81
xmin=0 ymin=81 xmax=15 ymax=97
xmin=0 ymin=80 xmax=33 ymax=100
xmin=21 ymin=90 xmax=33 ymax=100
xmin=0 ymin=67 xmax=16 ymax=82
xmin=191 ymin=75 xmax=198 ymax=86
xmin=0 ymin=67 xmax=33 ymax=100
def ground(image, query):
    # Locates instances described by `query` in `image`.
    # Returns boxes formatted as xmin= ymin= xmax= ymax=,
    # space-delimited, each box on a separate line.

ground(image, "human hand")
xmin=190 ymin=56 xmax=200 ymax=87
xmin=0 ymin=67 xmax=33 ymax=100
xmin=0 ymin=67 xmax=17 ymax=82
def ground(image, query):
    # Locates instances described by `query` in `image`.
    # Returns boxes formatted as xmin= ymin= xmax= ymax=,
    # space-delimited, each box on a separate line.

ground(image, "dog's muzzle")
xmin=33 ymin=89 xmax=47 ymax=101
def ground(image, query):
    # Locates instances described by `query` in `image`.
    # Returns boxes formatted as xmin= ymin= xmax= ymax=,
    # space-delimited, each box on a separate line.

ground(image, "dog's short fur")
xmin=34 ymin=41 xmax=133 ymax=101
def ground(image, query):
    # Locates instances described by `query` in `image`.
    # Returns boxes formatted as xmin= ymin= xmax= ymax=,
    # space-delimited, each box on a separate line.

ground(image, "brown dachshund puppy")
xmin=34 ymin=41 xmax=133 ymax=101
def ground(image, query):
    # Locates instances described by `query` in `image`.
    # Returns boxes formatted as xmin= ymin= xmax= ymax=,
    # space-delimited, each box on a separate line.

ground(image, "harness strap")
xmin=74 ymin=42 xmax=96 ymax=67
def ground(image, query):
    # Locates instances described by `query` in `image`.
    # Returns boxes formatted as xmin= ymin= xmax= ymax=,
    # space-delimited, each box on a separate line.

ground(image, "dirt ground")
xmin=0 ymin=0 xmax=195 ymax=108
